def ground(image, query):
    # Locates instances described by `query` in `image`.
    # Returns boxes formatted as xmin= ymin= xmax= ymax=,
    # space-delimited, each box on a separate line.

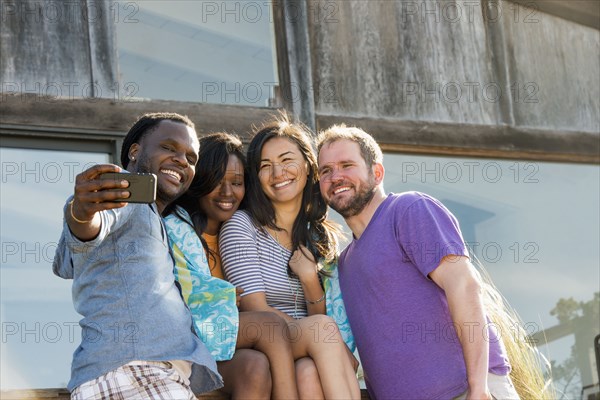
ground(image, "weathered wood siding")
xmin=310 ymin=0 xmax=500 ymax=124
xmin=0 ymin=0 xmax=118 ymax=98
xmin=501 ymin=3 xmax=600 ymax=132
xmin=308 ymin=0 xmax=599 ymax=134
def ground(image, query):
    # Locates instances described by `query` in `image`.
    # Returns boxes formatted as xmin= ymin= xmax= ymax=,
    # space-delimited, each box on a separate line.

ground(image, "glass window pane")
xmin=115 ymin=1 xmax=279 ymax=106
xmin=329 ymin=154 xmax=599 ymax=397
xmin=1 ymin=148 xmax=109 ymax=390
xmin=388 ymin=155 xmax=599 ymax=397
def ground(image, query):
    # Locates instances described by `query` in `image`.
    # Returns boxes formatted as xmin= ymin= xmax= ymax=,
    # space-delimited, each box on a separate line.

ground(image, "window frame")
xmin=0 ymin=132 xmax=117 ymax=393
xmin=0 ymin=96 xmax=281 ymax=146
xmin=1 ymin=124 xmax=122 ymax=162
xmin=316 ymin=115 xmax=600 ymax=165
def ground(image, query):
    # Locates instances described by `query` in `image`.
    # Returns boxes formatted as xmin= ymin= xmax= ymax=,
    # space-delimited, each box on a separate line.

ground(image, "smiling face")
xmin=198 ymin=154 xmax=245 ymax=235
xmin=318 ymin=139 xmax=377 ymax=218
xmin=130 ymin=120 xmax=199 ymax=212
xmin=258 ymin=137 xmax=308 ymax=207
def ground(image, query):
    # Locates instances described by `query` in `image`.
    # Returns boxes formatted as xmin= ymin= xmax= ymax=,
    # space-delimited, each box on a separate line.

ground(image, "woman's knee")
xmin=296 ymin=357 xmax=319 ymax=383
xmin=239 ymin=349 xmax=271 ymax=385
xmin=302 ymin=314 xmax=340 ymax=337
xmin=221 ymin=349 xmax=272 ymax=395
xmin=295 ymin=357 xmax=324 ymax=399
xmin=303 ymin=314 xmax=336 ymax=326
xmin=239 ymin=311 xmax=288 ymax=345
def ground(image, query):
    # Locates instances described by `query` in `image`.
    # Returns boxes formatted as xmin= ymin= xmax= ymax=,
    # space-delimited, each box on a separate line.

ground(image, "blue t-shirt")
xmin=338 ymin=192 xmax=510 ymax=400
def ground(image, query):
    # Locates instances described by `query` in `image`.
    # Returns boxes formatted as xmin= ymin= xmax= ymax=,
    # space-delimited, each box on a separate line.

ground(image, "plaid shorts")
xmin=71 ymin=361 xmax=195 ymax=400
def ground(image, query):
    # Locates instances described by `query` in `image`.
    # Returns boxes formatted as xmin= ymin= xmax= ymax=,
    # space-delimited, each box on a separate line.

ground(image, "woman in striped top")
xmin=220 ymin=116 xmax=361 ymax=399
xmin=167 ymin=133 xmax=299 ymax=399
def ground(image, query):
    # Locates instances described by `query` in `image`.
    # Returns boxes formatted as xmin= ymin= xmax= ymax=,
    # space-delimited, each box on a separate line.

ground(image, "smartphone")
xmin=100 ymin=172 xmax=157 ymax=203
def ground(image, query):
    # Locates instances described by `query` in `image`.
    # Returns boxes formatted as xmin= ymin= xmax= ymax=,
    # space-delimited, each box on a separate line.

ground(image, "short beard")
xmin=329 ymin=177 xmax=377 ymax=218
xmin=133 ymin=152 xmax=149 ymax=174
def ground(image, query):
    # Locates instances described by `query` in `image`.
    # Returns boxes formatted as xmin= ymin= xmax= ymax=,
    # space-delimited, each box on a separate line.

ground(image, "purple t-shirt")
xmin=339 ymin=192 xmax=510 ymax=400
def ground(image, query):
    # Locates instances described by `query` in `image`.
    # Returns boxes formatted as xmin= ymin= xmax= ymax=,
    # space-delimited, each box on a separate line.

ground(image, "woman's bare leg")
xmin=288 ymin=314 xmax=360 ymax=399
xmin=217 ymin=349 xmax=271 ymax=399
xmin=236 ymin=311 xmax=299 ymax=399
xmin=295 ymin=357 xmax=325 ymax=400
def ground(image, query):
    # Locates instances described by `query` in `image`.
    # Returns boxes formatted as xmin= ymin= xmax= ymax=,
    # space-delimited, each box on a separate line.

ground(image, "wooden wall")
xmin=0 ymin=0 xmax=118 ymax=99
xmin=308 ymin=0 xmax=599 ymax=135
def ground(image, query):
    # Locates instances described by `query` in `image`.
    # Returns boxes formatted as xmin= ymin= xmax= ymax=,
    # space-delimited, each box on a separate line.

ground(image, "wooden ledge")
xmin=0 ymin=388 xmax=371 ymax=399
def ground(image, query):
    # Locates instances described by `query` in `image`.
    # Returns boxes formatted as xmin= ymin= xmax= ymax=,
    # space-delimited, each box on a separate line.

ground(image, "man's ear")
xmin=373 ymin=163 xmax=385 ymax=184
xmin=128 ymin=143 xmax=140 ymax=162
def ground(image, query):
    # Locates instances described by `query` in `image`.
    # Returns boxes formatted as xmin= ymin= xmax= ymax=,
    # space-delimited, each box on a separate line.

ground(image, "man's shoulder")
xmin=102 ymin=203 xmax=161 ymax=238
xmin=386 ymin=191 xmax=460 ymax=233
xmin=378 ymin=191 xmax=432 ymax=214
xmin=370 ymin=192 xmax=452 ymax=228
xmin=163 ymin=206 xmax=192 ymax=229
xmin=388 ymin=190 xmax=437 ymax=203
xmin=116 ymin=202 xmax=157 ymax=221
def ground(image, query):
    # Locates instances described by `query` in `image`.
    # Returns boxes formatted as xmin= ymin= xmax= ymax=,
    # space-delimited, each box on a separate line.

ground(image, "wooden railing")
xmin=0 ymin=388 xmax=371 ymax=399
xmin=0 ymin=389 xmax=225 ymax=399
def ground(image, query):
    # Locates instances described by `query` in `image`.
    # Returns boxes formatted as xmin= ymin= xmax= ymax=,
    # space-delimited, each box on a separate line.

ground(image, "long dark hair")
xmin=246 ymin=113 xmax=340 ymax=265
xmin=171 ymin=132 xmax=246 ymax=264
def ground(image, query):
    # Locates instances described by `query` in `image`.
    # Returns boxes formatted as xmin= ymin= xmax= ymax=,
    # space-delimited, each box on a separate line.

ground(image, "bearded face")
xmin=327 ymin=172 xmax=377 ymax=218
xmin=319 ymin=140 xmax=381 ymax=218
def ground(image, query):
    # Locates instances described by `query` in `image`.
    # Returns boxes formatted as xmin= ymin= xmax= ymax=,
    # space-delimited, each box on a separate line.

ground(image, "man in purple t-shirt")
xmin=317 ymin=125 xmax=519 ymax=400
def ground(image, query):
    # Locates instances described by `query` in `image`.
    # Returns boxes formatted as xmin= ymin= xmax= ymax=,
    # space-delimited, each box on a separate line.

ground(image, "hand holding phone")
xmin=100 ymin=172 xmax=157 ymax=203
xmin=68 ymin=164 xmax=130 ymax=239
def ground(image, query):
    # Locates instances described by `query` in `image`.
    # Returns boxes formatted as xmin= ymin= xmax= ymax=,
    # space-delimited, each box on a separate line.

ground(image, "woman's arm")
xmin=289 ymin=246 xmax=326 ymax=316
xmin=240 ymin=292 xmax=294 ymax=322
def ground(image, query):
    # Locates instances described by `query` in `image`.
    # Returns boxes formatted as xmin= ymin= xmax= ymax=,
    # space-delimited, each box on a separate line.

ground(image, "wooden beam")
xmin=0 ymin=389 xmax=228 ymax=400
xmin=528 ymin=320 xmax=577 ymax=345
xmin=273 ymin=0 xmax=317 ymax=129
xmin=2 ymin=95 xmax=598 ymax=163
xmin=0 ymin=388 xmax=372 ymax=399
xmin=0 ymin=94 xmax=281 ymax=138
xmin=506 ymin=0 xmax=600 ymax=30
xmin=316 ymin=114 xmax=600 ymax=164
xmin=0 ymin=389 xmax=71 ymax=399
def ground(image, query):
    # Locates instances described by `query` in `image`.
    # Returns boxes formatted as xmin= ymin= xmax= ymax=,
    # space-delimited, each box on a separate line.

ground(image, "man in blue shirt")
xmin=53 ymin=113 xmax=222 ymax=398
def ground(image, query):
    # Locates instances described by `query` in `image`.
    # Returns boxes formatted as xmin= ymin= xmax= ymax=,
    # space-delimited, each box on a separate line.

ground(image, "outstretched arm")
xmin=429 ymin=256 xmax=492 ymax=400
xmin=67 ymin=164 xmax=129 ymax=241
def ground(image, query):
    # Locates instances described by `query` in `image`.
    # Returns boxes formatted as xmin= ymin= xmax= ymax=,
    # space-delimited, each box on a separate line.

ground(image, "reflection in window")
xmin=115 ymin=1 xmax=279 ymax=106
xmin=0 ymin=148 xmax=109 ymax=390
xmin=388 ymin=155 xmax=600 ymax=398
xmin=329 ymin=154 xmax=599 ymax=398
